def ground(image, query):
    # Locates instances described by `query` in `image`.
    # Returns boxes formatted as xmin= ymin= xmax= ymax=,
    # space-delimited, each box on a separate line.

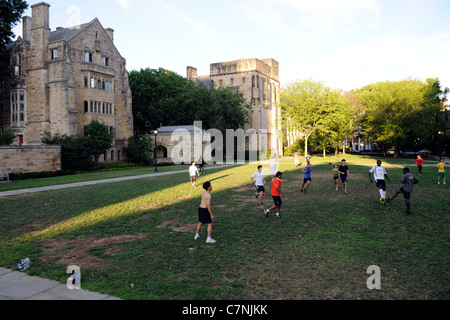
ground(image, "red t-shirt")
xmin=416 ymin=158 xmax=424 ymax=166
xmin=272 ymin=178 xmax=281 ymax=197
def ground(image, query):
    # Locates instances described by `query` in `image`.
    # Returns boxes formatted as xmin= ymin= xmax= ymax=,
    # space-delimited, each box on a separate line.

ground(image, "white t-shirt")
xmin=252 ymin=171 xmax=265 ymax=186
xmin=370 ymin=166 xmax=387 ymax=181
xmin=189 ymin=166 xmax=198 ymax=176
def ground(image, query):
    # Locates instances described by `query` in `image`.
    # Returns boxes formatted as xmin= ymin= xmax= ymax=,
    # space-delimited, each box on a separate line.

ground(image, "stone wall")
xmin=0 ymin=146 xmax=61 ymax=174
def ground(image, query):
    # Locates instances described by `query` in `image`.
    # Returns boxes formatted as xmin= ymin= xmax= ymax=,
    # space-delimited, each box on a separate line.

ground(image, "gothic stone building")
xmin=0 ymin=2 xmax=133 ymax=163
xmin=187 ymin=58 xmax=283 ymax=157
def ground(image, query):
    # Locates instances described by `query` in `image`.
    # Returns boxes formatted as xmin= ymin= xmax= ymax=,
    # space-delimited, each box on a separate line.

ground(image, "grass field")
xmin=0 ymin=155 xmax=448 ymax=300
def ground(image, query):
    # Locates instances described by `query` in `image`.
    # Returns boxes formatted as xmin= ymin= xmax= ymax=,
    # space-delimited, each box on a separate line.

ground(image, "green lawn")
xmin=0 ymin=165 xmax=192 ymax=192
xmin=0 ymin=155 xmax=448 ymax=300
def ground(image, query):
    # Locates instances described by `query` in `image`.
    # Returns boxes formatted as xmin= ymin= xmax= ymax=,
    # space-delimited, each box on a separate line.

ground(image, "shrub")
xmin=0 ymin=128 xmax=16 ymax=146
xmin=123 ymin=134 xmax=153 ymax=166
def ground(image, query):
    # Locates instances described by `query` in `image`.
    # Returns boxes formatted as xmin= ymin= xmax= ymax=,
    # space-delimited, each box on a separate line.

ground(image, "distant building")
xmin=0 ymin=2 xmax=133 ymax=163
xmin=187 ymin=58 xmax=283 ymax=157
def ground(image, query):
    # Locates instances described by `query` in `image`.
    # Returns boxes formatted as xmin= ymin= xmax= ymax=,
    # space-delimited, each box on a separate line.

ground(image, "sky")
xmin=12 ymin=0 xmax=450 ymax=91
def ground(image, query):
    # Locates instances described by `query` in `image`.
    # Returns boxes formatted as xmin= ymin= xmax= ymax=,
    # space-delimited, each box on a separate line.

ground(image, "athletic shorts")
xmin=398 ymin=187 xmax=411 ymax=200
xmin=272 ymin=196 xmax=282 ymax=207
xmin=190 ymin=176 xmax=197 ymax=183
xmin=439 ymin=172 xmax=447 ymax=178
xmin=303 ymin=177 xmax=312 ymax=184
xmin=341 ymin=176 xmax=348 ymax=183
xmin=198 ymin=207 xmax=212 ymax=224
xmin=376 ymin=180 xmax=386 ymax=190
xmin=334 ymin=176 xmax=339 ymax=180
xmin=256 ymin=186 xmax=265 ymax=194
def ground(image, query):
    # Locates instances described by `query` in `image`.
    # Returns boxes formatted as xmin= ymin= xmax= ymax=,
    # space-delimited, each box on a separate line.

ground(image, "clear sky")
xmin=12 ymin=0 xmax=450 ymax=91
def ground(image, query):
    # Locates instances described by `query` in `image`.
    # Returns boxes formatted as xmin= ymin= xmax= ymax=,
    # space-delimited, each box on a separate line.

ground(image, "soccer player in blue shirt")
xmin=301 ymin=162 xmax=313 ymax=193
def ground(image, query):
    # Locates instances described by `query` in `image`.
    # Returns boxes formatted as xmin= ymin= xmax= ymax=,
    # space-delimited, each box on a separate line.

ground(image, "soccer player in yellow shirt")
xmin=437 ymin=158 xmax=447 ymax=185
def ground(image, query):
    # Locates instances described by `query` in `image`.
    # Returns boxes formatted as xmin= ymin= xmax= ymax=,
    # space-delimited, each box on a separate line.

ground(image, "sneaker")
xmin=438 ymin=182 xmax=441 ymax=185
xmin=304 ymin=189 xmax=307 ymax=193
xmin=255 ymin=193 xmax=259 ymax=199
xmin=406 ymin=211 xmax=412 ymax=216
xmin=275 ymin=214 xmax=282 ymax=219
xmin=206 ymin=238 xmax=216 ymax=244
xmin=259 ymin=202 xmax=263 ymax=206
xmin=336 ymin=188 xmax=339 ymax=191
xmin=444 ymin=182 xmax=448 ymax=185
xmin=345 ymin=190 xmax=348 ymax=194
xmin=264 ymin=209 xmax=270 ymax=218
xmin=301 ymin=189 xmax=304 ymax=193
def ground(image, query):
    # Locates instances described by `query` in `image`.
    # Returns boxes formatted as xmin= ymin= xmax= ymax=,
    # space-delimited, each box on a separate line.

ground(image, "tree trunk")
xmin=304 ymin=137 xmax=308 ymax=158
xmin=335 ymin=140 xmax=339 ymax=157
xmin=394 ymin=140 xmax=400 ymax=159
xmin=343 ymin=141 xmax=346 ymax=155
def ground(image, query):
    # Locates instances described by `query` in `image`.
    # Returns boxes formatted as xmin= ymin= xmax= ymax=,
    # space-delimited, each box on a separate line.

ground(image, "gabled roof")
xmin=50 ymin=22 xmax=92 ymax=43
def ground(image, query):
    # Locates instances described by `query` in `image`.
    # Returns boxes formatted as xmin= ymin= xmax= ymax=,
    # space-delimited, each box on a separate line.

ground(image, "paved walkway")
xmin=0 ymin=165 xmax=236 ymax=198
xmin=0 ymin=268 xmax=120 ymax=300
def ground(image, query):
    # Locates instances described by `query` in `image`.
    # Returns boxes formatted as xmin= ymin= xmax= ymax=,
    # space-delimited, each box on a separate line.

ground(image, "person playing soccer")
xmin=368 ymin=160 xmax=392 ymax=205
xmin=269 ymin=157 xmax=278 ymax=181
xmin=195 ymin=181 xmax=216 ymax=244
xmin=416 ymin=155 xmax=424 ymax=176
xmin=189 ymin=161 xmax=200 ymax=187
xmin=265 ymin=171 xmax=283 ymax=219
xmin=301 ymin=162 xmax=312 ymax=193
xmin=338 ymin=159 xmax=350 ymax=194
xmin=294 ymin=152 xmax=300 ymax=167
xmin=332 ymin=164 xmax=340 ymax=191
xmin=199 ymin=156 xmax=206 ymax=175
xmin=437 ymin=158 xmax=447 ymax=185
xmin=386 ymin=168 xmax=419 ymax=216
xmin=252 ymin=165 xmax=266 ymax=205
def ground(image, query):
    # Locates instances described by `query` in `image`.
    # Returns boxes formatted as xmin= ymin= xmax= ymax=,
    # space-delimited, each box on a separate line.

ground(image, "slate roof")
xmin=49 ymin=21 xmax=92 ymax=43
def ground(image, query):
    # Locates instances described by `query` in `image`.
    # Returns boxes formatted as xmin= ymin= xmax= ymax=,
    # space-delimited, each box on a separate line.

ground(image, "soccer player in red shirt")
xmin=264 ymin=171 xmax=283 ymax=219
xmin=416 ymin=155 xmax=424 ymax=176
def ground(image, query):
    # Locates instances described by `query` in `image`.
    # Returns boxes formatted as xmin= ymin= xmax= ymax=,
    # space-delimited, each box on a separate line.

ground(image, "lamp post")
xmin=154 ymin=130 xmax=159 ymax=172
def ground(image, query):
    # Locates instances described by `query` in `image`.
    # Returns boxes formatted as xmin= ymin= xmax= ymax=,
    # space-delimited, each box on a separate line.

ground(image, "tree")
xmin=123 ymin=134 xmax=153 ymax=166
xmin=129 ymin=68 xmax=252 ymax=135
xmin=0 ymin=128 xmax=16 ymax=145
xmin=85 ymin=120 xmax=113 ymax=168
xmin=355 ymin=79 xmax=448 ymax=158
xmin=281 ymin=79 xmax=352 ymax=158
xmin=41 ymin=132 xmax=96 ymax=171
xmin=0 ymin=0 xmax=28 ymax=66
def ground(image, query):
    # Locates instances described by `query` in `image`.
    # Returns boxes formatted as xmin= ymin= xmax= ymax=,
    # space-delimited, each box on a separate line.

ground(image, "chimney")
xmin=22 ymin=16 xmax=32 ymax=42
xmin=105 ymin=28 xmax=114 ymax=43
xmin=31 ymin=2 xmax=50 ymax=30
xmin=187 ymin=66 xmax=197 ymax=81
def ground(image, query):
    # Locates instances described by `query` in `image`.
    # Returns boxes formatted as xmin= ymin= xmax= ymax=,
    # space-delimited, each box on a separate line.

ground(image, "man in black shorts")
xmin=338 ymin=159 xmax=350 ymax=194
xmin=387 ymin=168 xmax=419 ymax=216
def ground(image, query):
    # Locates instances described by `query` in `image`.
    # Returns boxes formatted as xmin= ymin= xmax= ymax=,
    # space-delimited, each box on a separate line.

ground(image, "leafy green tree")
xmin=123 ymin=134 xmax=153 ymax=166
xmin=281 ymin=79 xmax=354 ymax=158
xmin=355 ymin=79 xmax=448 ymax=158
xmin=129 ymin=68 xmax=252 ymax=134
xmin=0 ymin=0 xmax=28 ymax=67
xmin=0 ymin=128 xmax=16 ymax=145
xmin=85 ymin=120 xmax=113 ymax=168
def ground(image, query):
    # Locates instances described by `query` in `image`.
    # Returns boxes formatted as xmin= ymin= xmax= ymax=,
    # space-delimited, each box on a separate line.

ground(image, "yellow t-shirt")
xmin=438 ymin=162 xmax=446 ymax=173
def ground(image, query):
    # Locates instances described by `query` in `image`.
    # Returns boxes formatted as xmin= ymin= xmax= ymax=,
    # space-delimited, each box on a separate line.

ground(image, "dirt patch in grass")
xmin=157 ymin=220 xmax=197 ymax=233
xmin=40 ymin=234 xmax=145 ymax=269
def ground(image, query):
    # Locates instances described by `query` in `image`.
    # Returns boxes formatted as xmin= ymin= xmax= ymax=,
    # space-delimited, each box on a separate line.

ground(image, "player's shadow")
xmin=206 ymin=175 xmax=231 ymax=183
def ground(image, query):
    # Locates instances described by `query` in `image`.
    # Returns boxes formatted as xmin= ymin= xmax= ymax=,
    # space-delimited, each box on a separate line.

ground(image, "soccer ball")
xmin=380 ymin=198 xmax=387 ymax=204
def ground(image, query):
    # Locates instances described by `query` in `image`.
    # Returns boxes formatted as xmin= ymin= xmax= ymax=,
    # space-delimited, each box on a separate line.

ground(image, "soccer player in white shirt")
xmin=369 ymin=160 xmax=392 ymax=204
xmin=252 ymin=165 xmax=266 ymax=205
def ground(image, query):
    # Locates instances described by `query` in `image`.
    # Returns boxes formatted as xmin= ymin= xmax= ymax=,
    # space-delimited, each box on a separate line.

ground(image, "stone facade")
xmin=187 ymin=58 xmax=283 ymax=157
xmin=0 ymin=2 xmax=133 ymax=163
xmin=0 ymin=146 xmax=61 ymax=174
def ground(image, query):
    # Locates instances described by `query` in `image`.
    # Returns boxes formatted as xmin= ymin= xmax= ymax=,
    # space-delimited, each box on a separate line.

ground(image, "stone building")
xmin=0 ymin=2 xmax=133 ymax=163
xmin=187 ymin=58 xmax=283 ymax=157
